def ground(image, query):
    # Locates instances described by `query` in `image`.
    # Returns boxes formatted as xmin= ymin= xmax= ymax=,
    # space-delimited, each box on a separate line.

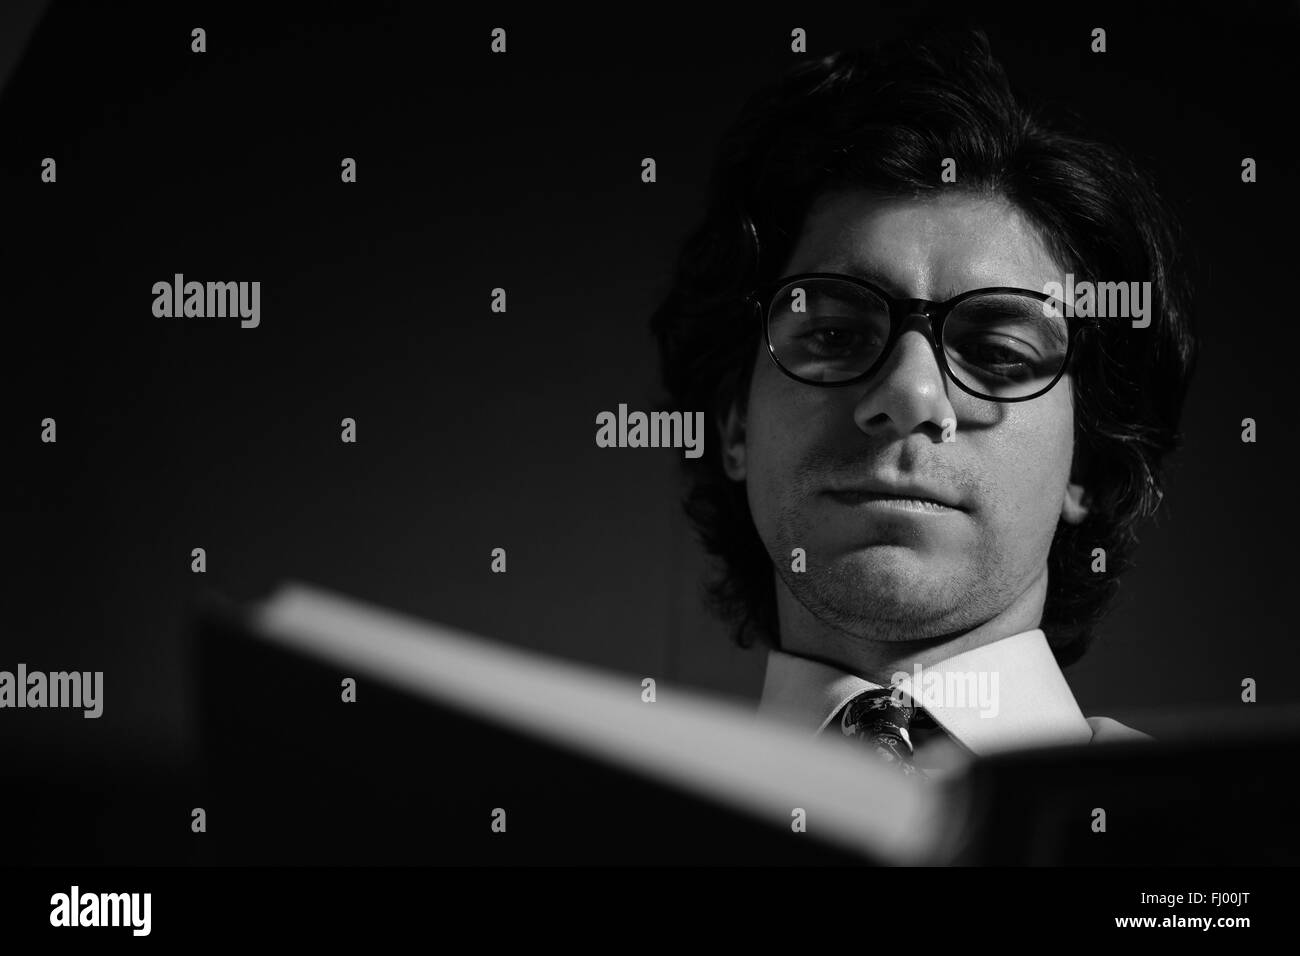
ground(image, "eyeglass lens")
xmin=765 ymin=277 xmax=1069 ymax=399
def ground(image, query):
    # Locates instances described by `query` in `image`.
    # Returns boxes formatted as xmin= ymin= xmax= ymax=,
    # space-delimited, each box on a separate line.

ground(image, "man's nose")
xmin=851 ymin=315 xmax=957 ymax=439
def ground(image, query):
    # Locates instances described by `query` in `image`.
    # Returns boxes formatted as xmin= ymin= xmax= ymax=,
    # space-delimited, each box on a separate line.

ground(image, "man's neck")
xmin=774 ymin=569 xmax=1049 ymax=686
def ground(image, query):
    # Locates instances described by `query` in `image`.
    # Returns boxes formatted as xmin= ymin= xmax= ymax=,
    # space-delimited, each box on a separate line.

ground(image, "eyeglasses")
xmin=744 ymin=272 xmax=1087 ymax=402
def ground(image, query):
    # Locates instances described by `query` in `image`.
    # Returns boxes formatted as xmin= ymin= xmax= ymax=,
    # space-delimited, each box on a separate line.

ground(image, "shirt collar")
xmin=756 ymin=628 xmax=1093 ymax=755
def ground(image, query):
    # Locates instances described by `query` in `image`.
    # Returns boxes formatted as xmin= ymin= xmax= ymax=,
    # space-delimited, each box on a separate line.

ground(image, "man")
xmin=650 ymin=28 xmax=1196 ymax=774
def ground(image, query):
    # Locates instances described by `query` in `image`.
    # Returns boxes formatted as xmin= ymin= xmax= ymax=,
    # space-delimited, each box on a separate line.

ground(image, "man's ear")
xmin=1061 ymin=478 xmax=1089 ymax=525
xmin=1062 ymin=448 xmax=1091 ymax=525
xmin=718 ymin=398 xmax=747 ymax=481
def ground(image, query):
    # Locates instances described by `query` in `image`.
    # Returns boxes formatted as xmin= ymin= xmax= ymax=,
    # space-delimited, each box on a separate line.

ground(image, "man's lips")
xmin=821 ymin=475 xmax=967 ymax=512
xmin=822 ymin=489 xmax=963 ymax=512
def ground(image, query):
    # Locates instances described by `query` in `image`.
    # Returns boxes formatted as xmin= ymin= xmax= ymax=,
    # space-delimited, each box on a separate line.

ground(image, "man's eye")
xmin=952 ymin=338 xmax=1037 ymax=378
xmin=800 ymin=326 xmax=872 ymax=356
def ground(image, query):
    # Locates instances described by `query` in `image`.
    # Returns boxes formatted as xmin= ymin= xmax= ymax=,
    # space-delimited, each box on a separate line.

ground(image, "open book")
xmin=190 ymin=582 xmax=1300 ymax=865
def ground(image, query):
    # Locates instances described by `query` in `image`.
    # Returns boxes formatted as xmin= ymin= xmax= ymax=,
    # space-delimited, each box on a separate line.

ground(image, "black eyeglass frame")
xmin=744 ymin=271 xmax=1090 ymax=403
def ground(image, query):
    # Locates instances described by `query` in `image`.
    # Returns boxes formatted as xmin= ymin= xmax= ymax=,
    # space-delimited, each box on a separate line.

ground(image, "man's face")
xmin=720 ymin=188 xmax=1089 ymax=642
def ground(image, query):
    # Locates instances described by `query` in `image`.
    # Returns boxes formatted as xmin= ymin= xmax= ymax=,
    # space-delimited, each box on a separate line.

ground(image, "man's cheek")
xmin=1001 ymin=461 xmax=1067 ymax=564
xmin=742 ymin=440 xmax=782 ymax=542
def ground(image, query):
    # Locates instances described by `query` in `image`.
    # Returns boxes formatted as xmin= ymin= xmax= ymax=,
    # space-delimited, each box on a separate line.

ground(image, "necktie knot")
xmin=831 ymin=687 xmax=928 ymax=777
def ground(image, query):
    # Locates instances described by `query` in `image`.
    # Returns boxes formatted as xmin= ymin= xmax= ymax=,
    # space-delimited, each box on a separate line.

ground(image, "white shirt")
xmin=757 ymin=627 xmax=1149 ymax=769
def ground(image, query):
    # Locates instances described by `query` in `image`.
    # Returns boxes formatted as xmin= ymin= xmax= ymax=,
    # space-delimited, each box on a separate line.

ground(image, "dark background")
xmin=2 ymin=1 xmax=1298 ymax=861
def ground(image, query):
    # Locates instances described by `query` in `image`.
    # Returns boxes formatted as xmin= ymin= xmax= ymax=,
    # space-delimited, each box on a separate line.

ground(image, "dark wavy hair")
xmin=649 ymin=27 xmax=1197 ymax=667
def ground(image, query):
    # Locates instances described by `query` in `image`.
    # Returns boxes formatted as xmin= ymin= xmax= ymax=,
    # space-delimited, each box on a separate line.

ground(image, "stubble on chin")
xmin=767 ymin=493 xmax=1001 ymax=642
xmin=775 ymin=548 xmax=954 ymax=642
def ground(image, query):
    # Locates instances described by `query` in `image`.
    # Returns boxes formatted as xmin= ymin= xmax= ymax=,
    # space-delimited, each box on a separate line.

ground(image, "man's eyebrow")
xmin=810 ymin=262 xmax=961 ymax=302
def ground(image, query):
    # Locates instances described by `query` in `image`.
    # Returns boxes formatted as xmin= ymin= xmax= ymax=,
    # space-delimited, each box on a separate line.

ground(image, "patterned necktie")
xmin=827 ymin=687 xmax=929 ymax=778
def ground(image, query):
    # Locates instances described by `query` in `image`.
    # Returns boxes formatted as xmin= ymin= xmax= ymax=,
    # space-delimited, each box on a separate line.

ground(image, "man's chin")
xmin=830 ymin=543 xmax=948 ymax=584
xmin=791 ymin=547 xmax=961 ymax=625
